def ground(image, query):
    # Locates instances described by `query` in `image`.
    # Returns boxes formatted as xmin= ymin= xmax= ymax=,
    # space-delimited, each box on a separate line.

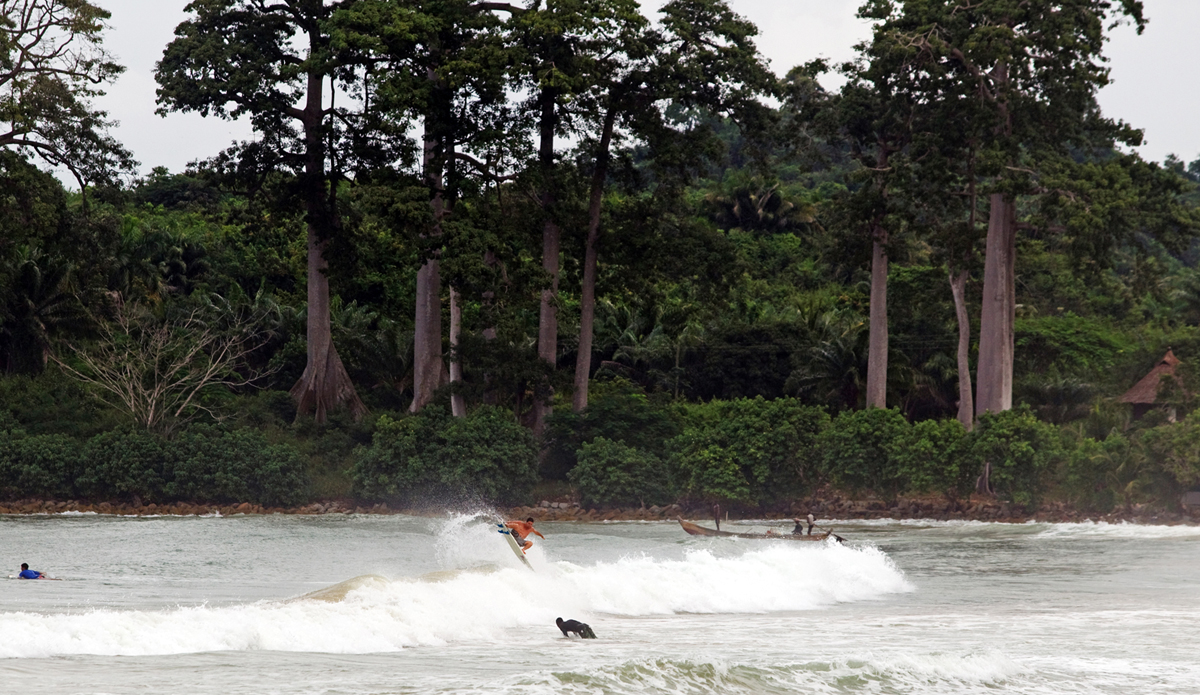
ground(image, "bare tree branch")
xmin=51 ymin=295 xmax=278 ymax=433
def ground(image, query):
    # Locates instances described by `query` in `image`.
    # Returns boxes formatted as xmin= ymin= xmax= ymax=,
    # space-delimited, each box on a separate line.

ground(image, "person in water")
xmin=504 ymin=518 xmax=544 ymax=551
xmin=556 ymin=617 xmax=597 ymax=639
xmin=17 ymin=563 xmax=46 ymax=579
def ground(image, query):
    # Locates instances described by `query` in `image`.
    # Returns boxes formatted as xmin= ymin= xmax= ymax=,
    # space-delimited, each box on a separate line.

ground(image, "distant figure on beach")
xmin=713 ymin=502 xmax=721 ymax=531
xmin=17 ymin=563 xmax=46 ymax=579
xmin=504 ymin=518 xmax=544 ymax=551
xmin=556 ymin=617 xmax=597 ymax=639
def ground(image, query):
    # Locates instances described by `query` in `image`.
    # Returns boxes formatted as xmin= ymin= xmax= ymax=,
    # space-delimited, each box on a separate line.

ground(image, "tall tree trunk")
xmin=411 ymin=111 xmax=446 ymax=413
xmin=449 ymin=285 xmax=465 ymax=417
xmin=866 ymin=224 xmax=888 ymax=409
xmin=572 ymin=109 xmax=616 ymax=413
xmin=949 ymin=268 xmax=974 ymax=431
xmin=411 ymin=257 xmax=443 ymax=412
xmin=976 ymin=60 xmax=1015 ymax=419
xmin=975 ymin=193 xmax=1016 ymax=417
xmin=533 ymin=90 xmax=559 ymax=437
xmin=289 ymin=71 xmax=365 ymax=423
xmin=482 ymin=249 xmax=498 ymax=341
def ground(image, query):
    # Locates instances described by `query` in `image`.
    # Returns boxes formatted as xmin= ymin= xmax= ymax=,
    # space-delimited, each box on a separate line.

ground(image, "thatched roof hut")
xmin=1119 ymin=349 xmax=1183 ymax=420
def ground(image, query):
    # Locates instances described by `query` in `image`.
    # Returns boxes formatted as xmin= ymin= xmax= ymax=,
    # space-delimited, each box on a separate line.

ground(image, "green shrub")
xmin=0 ymin=369 xmax=111 ymax=438
xmin=569 ymin=437 xmax=672 ymax=507
xmin=817 ymin=408 xmax=911 ymax=503
xmin=168 ymin=427 xmax=308 ymax=507
xmin=352 ymin=406 xmax=538 ymax=504
xmin=0 ymin=431 xmax=80 ymax=499
xmin=671 ymin=397 xmax=828 ymax=505
xmin=542 ymin=381 xmax=680 ymax=480
xmin=351 ymin=414 xmax=427 ymax=499
xmin=896 ymin=418 xmax=974 ymax=506
xmin=78 ymin=429 xmax=172 ymax=502
xmin=1137 ymin=411 xmax=1200 ymax=507
xmin=674 ymin=444 xmax=750 ymax=503
xmin=70 ymin=426 xmax=309 ymax=506
xmin=422 ymin=406 xmax=539 ymax=503
xmin=1062 ymin=433 xmax=1139 ymax=512
xmin=966 ymin=407 xmax=1063 ymax=507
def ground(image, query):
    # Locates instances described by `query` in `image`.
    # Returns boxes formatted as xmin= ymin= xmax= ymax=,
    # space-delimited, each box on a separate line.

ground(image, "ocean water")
xmin=1 ymin=512 xmax=1197 ymax=694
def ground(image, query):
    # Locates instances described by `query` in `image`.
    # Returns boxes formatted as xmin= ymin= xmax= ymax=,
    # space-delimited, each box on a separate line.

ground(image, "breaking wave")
xmin=0 ymin=518 xmax=910 ymax=658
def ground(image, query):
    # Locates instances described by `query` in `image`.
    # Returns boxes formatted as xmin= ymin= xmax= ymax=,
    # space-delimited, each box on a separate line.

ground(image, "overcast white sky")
xmin=90 ymin=0 xmax=1200 ymax=177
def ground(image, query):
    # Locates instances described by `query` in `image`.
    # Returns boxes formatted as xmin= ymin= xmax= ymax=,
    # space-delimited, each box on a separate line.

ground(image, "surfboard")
xmin=498 ymin=525 xmax=534 ymax=571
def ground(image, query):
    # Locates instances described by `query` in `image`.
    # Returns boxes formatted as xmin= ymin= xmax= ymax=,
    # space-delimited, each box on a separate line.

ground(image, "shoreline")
xmin=1 ymin=496 xmax=1197 ymax=525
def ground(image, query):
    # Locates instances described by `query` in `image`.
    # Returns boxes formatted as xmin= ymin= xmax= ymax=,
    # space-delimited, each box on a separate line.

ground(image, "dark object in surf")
xmin=556 ymin=617 xmax=597 ymax=639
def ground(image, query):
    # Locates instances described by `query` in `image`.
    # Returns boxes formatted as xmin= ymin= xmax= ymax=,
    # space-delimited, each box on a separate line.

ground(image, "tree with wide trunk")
xmin=795 ymin=31 xmax=930 ymax=410
xmin=859 ymin=0 xmax=1148 ymax=418
xmin=157 ymin=0 xmax=379 ymax=423
xmin=570 ymin=0 xmax=774 ymax=411
xmin=510 ymin=0 xmax=645 ymax=435
xmin=340 ymin=0 xmax=520 ymax=414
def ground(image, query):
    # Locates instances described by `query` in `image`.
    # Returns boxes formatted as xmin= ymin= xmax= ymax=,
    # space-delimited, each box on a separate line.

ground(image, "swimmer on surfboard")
xmin=16 ymin=563 xmax=58 ymax=580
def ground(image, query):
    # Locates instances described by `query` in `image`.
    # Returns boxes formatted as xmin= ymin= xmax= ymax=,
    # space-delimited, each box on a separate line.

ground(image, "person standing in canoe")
xmin=791 ymin=513 xmax=816 ymax=536
xmin=504 ymin=518 xmax=544 ymax=551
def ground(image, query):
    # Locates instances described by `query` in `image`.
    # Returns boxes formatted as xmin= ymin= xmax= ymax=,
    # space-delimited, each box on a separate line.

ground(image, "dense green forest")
xmin=4 ymin=0 xmax=1200 ymax=513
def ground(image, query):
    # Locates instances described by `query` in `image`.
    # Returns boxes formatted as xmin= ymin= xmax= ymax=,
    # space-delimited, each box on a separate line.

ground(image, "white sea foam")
xmin=0 ymin=520 xmax=910 ymax=659
xmin=863 ymin=649 xmax=1024 ymax=685
xmin=808 ymin=516 xmax=1200 ymax=538
xmin=1032 ymin=520 xmax=1200 ymax=539
xmin=504 ymin=650 xmax=1023 ymax=695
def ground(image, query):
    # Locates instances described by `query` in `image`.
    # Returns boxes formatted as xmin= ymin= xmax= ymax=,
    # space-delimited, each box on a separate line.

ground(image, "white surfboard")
xmin=498 ymin=525 xmax=534 ymax=571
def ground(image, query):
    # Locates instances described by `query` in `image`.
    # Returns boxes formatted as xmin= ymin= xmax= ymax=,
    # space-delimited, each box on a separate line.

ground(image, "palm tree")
xmin=0 ymin=247 xmax=88 ymax=374
xmin=704 ymin=173 xmax=816 ymax=235
xmin=786 ymin=313 xmax=869 ymax=411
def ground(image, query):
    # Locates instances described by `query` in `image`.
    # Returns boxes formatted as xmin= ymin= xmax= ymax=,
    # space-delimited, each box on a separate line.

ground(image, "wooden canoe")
xmin=678 ymin=518 xmax=837 ymax=542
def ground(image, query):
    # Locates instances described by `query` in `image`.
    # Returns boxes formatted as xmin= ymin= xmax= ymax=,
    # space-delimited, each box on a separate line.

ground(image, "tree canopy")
xmin=3 ymin=0 xmax=1200 ymax=511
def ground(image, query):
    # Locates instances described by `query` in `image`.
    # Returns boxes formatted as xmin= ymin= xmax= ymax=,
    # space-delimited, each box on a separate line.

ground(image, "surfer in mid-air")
xmin=503 ymin=518 xmax=544 ymax=551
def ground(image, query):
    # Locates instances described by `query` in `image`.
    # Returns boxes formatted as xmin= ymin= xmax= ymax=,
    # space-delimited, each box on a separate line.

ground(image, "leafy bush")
xmin=0 ymin=431 xmax=80 ymax=499
xmin=422 ymin=406 xmax=539 ymax=503
xmin=352 ymin=406 xmax=538 ymax=504
xmin=168 ymin=427 xmax=308 ymax=507
xmin=351 ymin=414 xmax=426 ymax=499
xmin=0 ymin=370 xmax=111 ymax=438
xmin=671 ymin=397 xmax=828 ymax=505
xmin=78 ymin=429 xmax=173 ymax=502
xmin=569 ymin=437 xmax=672 ymax=507
xmin=1062 ymin=432 xmax=1138 ymax=512
xmin=542 ymin=381 xmax=680 ymax=480
xmin=817 ymin=408 xmax=911 ymax=503
xmin=965 ymin=407 xmax=1063 ymax=507
xmin=1137 ymin=411 xmax=1200 ymax=507
xmin=69 ymin=426 xmax=308 ymax=505
xmin=895 ymin=418 xmax=974 ymax=506
xmin=674 ymin=444 xmax=749 ymax=503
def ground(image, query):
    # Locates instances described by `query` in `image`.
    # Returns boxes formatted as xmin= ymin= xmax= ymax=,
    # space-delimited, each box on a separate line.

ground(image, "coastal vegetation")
xmin=3 ymin=0 xmax=1200 ymax=515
